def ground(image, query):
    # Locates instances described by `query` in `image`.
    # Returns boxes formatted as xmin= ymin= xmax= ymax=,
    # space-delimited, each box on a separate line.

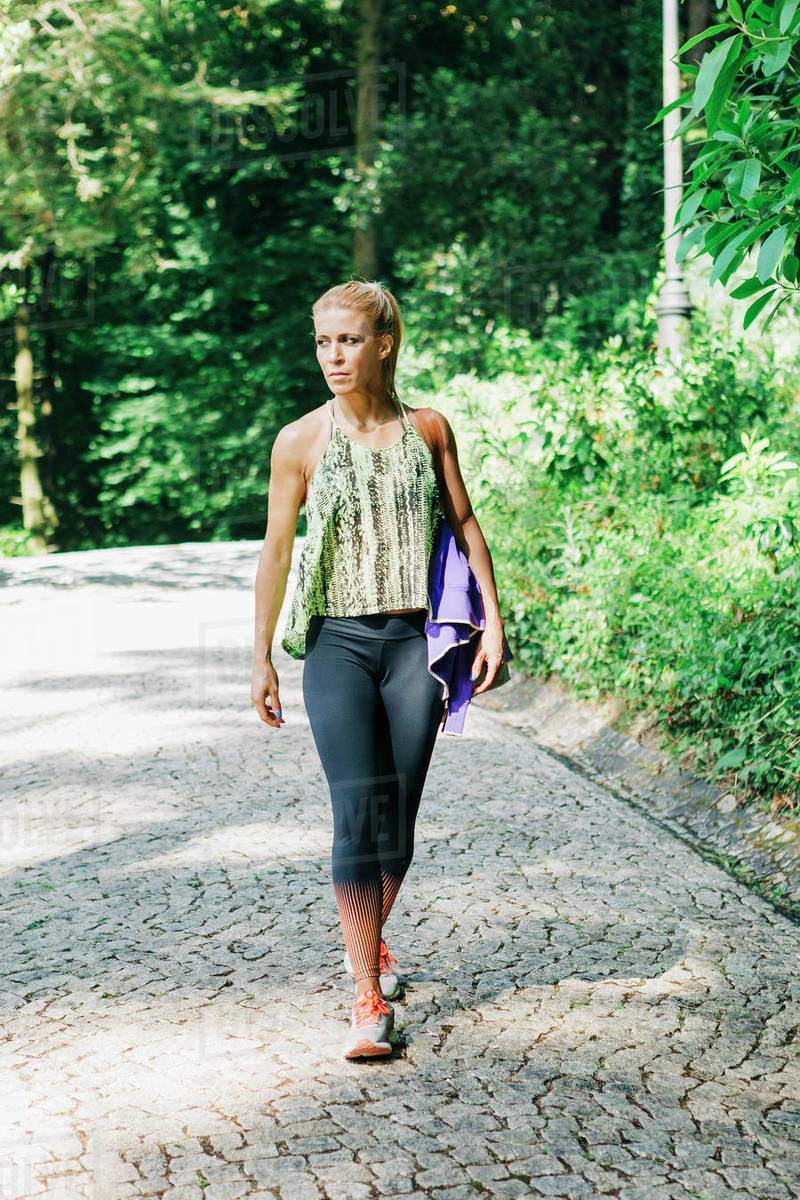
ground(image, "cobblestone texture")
xmin=478 ymin=674 xmax=800 ymax=917
xmin=1 ymin=541 xmax=799 ymax=1200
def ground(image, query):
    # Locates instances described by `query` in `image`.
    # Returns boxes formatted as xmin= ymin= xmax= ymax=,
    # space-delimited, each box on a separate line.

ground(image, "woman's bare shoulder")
xmin=404 ymin=404 xmax=453 ymax=438
xmin=404 ymin=402 xmax=445 ymax=420
xmin=271 ymin=404 xmax=329 ymax=467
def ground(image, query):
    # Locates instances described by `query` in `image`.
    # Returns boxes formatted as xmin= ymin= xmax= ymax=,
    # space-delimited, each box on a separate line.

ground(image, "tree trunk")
xmin=15 ymin=301 xmax=56 ymax=552
xmin=39 ymin=249 xmax=58 ymax=503
xmin=353 ymin=0 xmax=382 ymax=278
xmin=686 ymin=0 xmax=712 ymax=63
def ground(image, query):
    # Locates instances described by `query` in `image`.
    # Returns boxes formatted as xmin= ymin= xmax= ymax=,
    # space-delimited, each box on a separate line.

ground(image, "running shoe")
xmin=343 ymin=940 xmax=401 ymax=999
xmin=342 ymin=988 xmax=394 ymax=1059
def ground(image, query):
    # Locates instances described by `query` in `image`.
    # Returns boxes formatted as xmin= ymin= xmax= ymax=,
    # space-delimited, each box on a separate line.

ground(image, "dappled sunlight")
xmin=128 ymin=822 xmax=330 ymax=870
xmin=3 ymin=543 xmax=799 ymax=1200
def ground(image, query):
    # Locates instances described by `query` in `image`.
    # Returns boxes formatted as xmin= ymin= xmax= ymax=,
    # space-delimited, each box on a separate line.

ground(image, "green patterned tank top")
xmin=280 ymin=397 xmax=442 ymax=660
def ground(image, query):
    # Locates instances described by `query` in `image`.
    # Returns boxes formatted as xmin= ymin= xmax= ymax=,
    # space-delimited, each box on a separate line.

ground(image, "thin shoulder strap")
xmin=414 ymin=407 xmax=445 ymax=490
xmin=394 ymin=397 xmax=410 ymax=431
xmin=326 ymin=397 xmax=335 ymax=444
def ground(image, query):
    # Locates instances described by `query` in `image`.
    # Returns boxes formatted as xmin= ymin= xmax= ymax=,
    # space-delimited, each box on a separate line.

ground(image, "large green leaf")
xmin=676 ymin=225 xmax=707 ymax=264
xmin=677 ymin=22 xmax=736 ymax=56
xmin=646 ymin=93 xmax=688 ymax=130
xmin=704 ymin=220 xmax=747 ymax=254
xmin=743 ymin=286 xmax=777 ymax=327
xmin=756 ymin=225 xmax=789 ymax=282
xmin=778 ymin=0 xmax=800 ymax=34
xmin=692 ymin=35 xmax=743 ymax=115
xmin=725 ymin=157 xmax=761 ymax=201
xmin=715 ymin=746 xmax=748 ymax=770
xmin=730 ymin=274 xmax=773 ymax=298
xmin=706 ymin=48 xmax=746 ymax=132
xmin=761 ymin=291 xmax=793 ymax=331
xmin=677 ymin=188 xmax=708 ymax=227
xmin=762 ymin=39 xmax=794 ymax=75
xmin=710 ymin=226 xmax=755 ymax=283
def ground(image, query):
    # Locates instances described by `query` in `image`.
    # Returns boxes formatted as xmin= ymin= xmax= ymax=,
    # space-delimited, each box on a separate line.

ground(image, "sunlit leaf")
xmin=756 ymin=226 xmax=789 ymax=282
xmin=743 ymin=287 xmax=777 ymax=327
xmin=692 ymin=35 xmax=743 ymax=114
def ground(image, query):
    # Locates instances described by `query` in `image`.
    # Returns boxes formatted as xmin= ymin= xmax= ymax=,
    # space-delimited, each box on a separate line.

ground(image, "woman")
xmin=251 ymin=279 xmax=506 ymax=1059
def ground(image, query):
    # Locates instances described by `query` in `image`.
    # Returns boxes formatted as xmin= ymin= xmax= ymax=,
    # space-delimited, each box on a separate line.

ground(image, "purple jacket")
xmin=425 ymin=515 xmax=514 ymax=735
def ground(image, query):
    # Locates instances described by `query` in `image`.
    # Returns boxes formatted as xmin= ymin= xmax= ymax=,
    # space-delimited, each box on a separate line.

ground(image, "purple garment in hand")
xmin=425 ymin=515 xmax=513 ymax=735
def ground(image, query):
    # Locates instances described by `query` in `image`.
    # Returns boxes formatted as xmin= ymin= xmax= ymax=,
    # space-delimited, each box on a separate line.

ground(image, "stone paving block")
xmin=131 ymin=1176 xmax=171 ymax=1196
xmin=414 ymin=1164 xmax=463 ymax=1189
xmin=482 ymin=1181 xmax=544 ymax=1200
xmin=201 ymin=1182 xmax=253 ymax=1200
xmin=525 ymin=1175 xmax=594 ymax=1196
xmin=274 ymin=1173 xmax=322 ymax=1200
xmin=613 ymin=1187 xmax=676 ymax=1200
xmin=79 ymin=1155 xmax=139 ymax=1185
xmin=444 ymin=1142 xmax=499 ymax=1166
xmin=465 ymin=1161 xmax=512 ymax=1185
xmin=320 ymin=1183 xmax=373 ymax=1200
xmin=281 ymin=1135 xmax=340 ymax=1155
xmin=247 ymin=1159 xmax=314 ymax=1189
xmin=719 ymin=1165 xmax=792 ymax=1196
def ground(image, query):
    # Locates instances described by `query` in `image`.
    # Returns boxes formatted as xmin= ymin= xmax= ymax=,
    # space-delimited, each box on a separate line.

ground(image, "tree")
xmin=353 ymin=0 xmax=383 ymax=277
xmin=0 ymin=0 xmax=293 ymax=549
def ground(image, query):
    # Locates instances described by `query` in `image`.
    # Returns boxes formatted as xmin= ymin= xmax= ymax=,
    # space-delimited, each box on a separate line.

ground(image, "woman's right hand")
xmin=251 ymin=660 xmax=286 ymax=728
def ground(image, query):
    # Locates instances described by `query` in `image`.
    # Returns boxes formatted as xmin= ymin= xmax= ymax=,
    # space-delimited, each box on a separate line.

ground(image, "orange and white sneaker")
xmin=343 ymin=988 xmax=394 ymax=1059
xmin=343 ymin=940 xmax=401 ymax=999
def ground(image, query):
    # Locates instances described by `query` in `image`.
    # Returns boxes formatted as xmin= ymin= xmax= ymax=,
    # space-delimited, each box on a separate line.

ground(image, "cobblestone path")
xmin=1 ymin=543 xmax=799 ymax=1200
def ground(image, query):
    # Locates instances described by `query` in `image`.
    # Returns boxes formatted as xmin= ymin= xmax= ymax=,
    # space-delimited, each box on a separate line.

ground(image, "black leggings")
xmin=302 ymin=609 xmax=446 ymax=887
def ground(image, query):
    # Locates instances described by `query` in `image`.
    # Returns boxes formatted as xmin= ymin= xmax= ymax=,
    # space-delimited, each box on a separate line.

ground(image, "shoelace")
xmin=379 ymin=941 xmax=398 ymax=976
xmin=352 ymin=988 xmax=390 ymax=1027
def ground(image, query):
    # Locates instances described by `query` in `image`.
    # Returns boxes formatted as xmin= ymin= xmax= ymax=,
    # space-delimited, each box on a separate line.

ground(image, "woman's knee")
xmin=330 ymin=782 xmax=382 ymax=875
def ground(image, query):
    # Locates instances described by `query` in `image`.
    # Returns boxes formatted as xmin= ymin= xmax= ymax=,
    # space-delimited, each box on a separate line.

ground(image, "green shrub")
xmin=402 ymin=289 xmax=800 ymax=811
xmin=0 ymin=525 xmax=41 ymax=557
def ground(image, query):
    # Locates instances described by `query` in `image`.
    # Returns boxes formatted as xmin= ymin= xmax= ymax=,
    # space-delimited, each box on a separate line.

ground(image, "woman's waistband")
xmin=309 ymin=608 xmax=427 ymax=640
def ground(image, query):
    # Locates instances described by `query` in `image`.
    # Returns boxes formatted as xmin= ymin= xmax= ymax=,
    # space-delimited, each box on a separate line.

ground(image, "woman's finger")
xmin=268 ymin=689 xmax=285 ymax=725
xmin=470 ymin=653 xmax=486 ymax=682
xmin=471 ymin=657 xmax=502 ymax=695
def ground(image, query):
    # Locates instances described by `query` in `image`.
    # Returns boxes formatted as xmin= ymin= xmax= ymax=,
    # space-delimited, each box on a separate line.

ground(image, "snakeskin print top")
xmin=280 ymin=396 xmax=443 ymax=659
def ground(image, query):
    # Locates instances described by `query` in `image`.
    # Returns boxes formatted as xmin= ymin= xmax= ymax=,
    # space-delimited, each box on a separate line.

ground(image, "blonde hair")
xmin=312 ymin=278 xmax=404 ymax=404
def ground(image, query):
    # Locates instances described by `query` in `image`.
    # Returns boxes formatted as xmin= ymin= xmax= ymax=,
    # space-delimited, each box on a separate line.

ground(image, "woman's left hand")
xmin=470 ymin=623 xmax=505 ymax=695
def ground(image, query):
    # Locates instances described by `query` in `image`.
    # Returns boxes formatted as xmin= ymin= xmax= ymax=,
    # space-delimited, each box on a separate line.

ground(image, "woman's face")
xmin=314 ymin=305 xmax=390 ymax=396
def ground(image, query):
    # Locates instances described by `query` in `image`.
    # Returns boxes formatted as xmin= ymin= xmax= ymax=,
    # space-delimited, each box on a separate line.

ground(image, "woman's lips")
xmin=329 ymin=372 xmax=348 ymax=377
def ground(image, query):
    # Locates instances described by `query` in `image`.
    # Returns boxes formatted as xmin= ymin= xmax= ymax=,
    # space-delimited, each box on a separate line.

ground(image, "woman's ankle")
xmin=355 ymin=976 xmax=383 ymax=998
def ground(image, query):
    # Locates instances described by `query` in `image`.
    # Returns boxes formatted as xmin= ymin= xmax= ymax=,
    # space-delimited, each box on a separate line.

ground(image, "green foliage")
xmin=0 ymin=524 xmax=40 ymax=557
xmin=404 ymin=291 xmax=800 ymax=813
xmin=659 ymin=0 xmax=800 ymax=328
xmin=0 ymin=0 xmax=298 ymax=267
xmin=0 ymin=0 xmax=666 ymax=547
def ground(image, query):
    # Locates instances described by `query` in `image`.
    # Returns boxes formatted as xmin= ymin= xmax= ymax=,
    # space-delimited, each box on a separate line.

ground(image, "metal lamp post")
xmin=656 ymin=0 xmax=693 ymax=362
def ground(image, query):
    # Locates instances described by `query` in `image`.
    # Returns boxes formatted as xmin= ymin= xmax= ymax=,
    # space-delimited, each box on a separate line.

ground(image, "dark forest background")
xmin=0 ymin=0 xmax=676 ymax=549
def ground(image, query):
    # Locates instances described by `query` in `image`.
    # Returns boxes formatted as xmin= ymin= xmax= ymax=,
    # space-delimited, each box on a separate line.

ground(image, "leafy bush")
xmin=402 ymin=287 xmax=800 ymax=811
xmin=0 ymin=525 xmax=40 ymax=557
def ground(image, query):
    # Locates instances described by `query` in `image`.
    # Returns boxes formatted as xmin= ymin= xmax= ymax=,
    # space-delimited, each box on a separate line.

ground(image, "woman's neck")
xmin=332 ymin=393 xmax=400 ymax=432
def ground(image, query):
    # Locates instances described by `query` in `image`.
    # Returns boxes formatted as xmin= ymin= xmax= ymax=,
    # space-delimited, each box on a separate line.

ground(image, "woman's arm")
xmin=427 ymin=409 xmax=506 ymax=693
xmin=251 ymin=424 xmax=307 ymax=726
